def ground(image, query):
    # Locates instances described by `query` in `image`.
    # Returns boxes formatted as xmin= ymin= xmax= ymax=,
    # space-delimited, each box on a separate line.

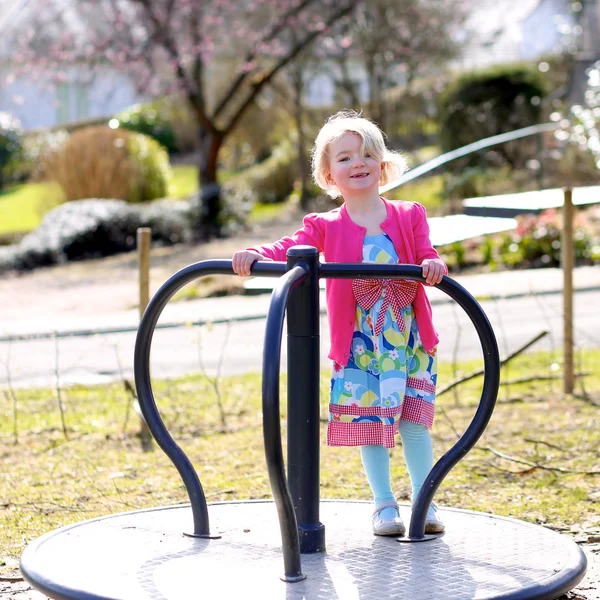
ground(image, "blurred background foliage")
xmin=1 ymin=41 xmax=600 ymax=274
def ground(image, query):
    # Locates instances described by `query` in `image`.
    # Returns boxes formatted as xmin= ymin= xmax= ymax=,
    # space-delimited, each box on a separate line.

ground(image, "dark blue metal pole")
xmin=262 ymin=264 xmax=308 ymax=582
xmin=286 ymin=246 xmax=325 ymax=554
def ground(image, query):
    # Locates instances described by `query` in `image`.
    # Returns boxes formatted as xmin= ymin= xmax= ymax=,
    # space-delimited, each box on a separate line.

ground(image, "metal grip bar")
xmin=408 ymin=274 xmax=500 ymax=539
xmin=262 ymin=264 xmax=309 ymax=582
xmin=320 ymin=263 xmax=500 ymax=539
xmin=134 ymin=259 xmax=286 ymax=537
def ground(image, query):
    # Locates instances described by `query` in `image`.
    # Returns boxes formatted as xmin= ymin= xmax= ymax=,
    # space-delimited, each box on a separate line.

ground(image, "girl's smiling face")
xmin=326 ymin=132 xmax=382 ymax=198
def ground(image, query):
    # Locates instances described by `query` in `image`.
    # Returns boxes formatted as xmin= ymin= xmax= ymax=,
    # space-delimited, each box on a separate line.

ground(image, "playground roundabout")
xmin=19 ymin=251 xmax=589 ymax=599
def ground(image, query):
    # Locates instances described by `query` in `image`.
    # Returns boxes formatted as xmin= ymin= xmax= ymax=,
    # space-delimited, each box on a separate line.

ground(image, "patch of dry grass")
xmin=1 ymin=350 xmax=599 ymax=575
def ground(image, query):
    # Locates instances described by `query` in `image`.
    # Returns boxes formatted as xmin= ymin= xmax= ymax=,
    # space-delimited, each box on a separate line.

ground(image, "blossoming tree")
xmin=13 ymin=0 xmax=356 ymax=237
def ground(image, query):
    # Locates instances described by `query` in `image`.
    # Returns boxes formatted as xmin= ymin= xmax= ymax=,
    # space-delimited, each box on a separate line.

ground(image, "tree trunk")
xmin=197 ymin=126 xmax=224 ymax=240
xmin=290 ymin=63 xmax=311 ymax=210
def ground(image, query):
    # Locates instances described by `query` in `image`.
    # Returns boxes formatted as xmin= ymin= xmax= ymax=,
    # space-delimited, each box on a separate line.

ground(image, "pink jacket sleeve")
xmin=412 ymin=203 xmax=448 ymax=274
xmin=245 ymin=213 xmax=325 ymax=261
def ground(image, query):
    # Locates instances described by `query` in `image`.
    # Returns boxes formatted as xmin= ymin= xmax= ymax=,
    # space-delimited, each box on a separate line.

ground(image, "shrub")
xmin=0 ymin=197 xmax=195 ymax=272
xmin=487 ymin=208 xmax=600 ymax=270
xmin=210 ymin=140 xmax=298 ymax=232
xmin=220 ymin=102 xmax=294 ymax=170
xmin=42 ymin=126 xmax=173 ymax=203
xmin=21 ymin=129 xmax=70 ymax=181
xmin=438 ymin=63 xmax=547 ymax=170
xmin=113 ymin=100 xmax=179 ymax=154
xmin=127 ymin=132 xmax=173 ymax=202
xmin=142 ymin=198 xmax=194 ymax=244
xmin=0 ymin=112 xmax=23 ymax=190
xmin=227 ymin=140 xmax=298 ymax=204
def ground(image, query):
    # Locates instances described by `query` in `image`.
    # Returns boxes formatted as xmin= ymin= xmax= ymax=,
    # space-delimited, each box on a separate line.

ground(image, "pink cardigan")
xmin=247 ymin=198 xmax=446 ymax=366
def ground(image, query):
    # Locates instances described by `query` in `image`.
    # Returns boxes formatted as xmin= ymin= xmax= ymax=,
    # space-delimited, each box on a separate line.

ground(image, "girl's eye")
xmin=339 ymin=157 xmax=349 ymax=162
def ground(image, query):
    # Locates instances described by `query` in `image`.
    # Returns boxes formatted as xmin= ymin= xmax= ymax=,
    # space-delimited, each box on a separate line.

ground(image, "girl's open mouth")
xmin=351 ymin=173 xmax=369 ymax=178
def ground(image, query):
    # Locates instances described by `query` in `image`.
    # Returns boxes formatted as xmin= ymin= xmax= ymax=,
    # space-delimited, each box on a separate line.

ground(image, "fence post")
xmin=138 ymin=228 xmax=151 ymax=319
xmin=561 ymin=189 xmax=574 ymax=394
xmin=137 ymin=228 xmax=153 ymax=449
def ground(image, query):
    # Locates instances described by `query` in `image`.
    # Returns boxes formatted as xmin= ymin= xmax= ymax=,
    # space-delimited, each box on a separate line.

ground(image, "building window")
xmin=56 ymin=82 xmax=89 ymax=124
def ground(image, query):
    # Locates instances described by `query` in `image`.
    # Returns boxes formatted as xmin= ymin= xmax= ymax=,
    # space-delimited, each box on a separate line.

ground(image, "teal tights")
xmin=360 ymin=421 xmax=433 ymax=519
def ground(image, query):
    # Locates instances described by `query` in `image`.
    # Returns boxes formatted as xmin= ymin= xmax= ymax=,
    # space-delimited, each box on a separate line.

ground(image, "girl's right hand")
xmin=232 ymin=250 xmax=268 ymax=276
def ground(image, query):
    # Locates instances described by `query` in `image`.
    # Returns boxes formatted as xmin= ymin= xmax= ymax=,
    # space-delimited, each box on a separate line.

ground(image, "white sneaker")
xmin=419 ymin=501 xmax=445 ymax=533
xmin=371 ymin=501 xmax=406 ymax=537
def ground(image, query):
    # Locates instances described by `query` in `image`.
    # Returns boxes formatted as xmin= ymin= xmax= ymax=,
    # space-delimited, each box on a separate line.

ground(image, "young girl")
xmin=232 ymin=110 xmax=446 ymax=537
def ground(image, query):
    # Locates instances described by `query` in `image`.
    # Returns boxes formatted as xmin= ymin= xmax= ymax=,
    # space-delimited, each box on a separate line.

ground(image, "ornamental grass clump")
xmin=42 ymin=126 xmax=173 ymax=203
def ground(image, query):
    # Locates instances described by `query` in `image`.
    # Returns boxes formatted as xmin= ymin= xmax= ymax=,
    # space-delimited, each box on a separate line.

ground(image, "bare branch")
xmin=436 ymin=407 xmax=461 ymax=439
xmin=482 ymin=446 xmax=600 ymax=475
xmin=53 ymin=332 xmax=69 ymax=440
xmin=224 ymin=2 xmax=355 ymax=135
xmin=437 ymin=330 xmax=549 ymax=397
xmin=524 ymin=438 xmax=569 ymax=452
xmin=499 ymin=372 xmax=590 ymax=386
xmin=133 ymin=0 xmax=215 ymax=132
xmin=3 ymin=340 xmax=19 ymax=445
xmin=196 ymin=321 xmax=230 ymax=429
xmin=213 ymin=0 xmax=318 ymax=120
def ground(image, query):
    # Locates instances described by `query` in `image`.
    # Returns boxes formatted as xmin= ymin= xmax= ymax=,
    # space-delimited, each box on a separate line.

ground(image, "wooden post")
xmin=561 ymin=189 xmax=574 ymax=394
xmin=136 ymin=227 xmax=153 ymax=450
xmin=138 ymin=228 xmax=151 ymax=319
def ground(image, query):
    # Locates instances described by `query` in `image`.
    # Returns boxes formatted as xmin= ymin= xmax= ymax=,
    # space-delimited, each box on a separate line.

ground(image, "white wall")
xmin=0 ymin=65 xmax=147 ymax=130
xmin=521 ymin=0 xmax=574 ymax=59
xmin=455 ymin=0 xmax=552 ymax=70
xmin=303 ymin=61 xmax=371 ymax=108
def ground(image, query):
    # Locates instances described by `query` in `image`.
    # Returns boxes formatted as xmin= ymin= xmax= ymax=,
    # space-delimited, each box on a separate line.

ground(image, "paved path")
xmin=2 ymin=288 xmax=600 ymax=389
xmin=2 ymin=264 xmax=600 ymax=339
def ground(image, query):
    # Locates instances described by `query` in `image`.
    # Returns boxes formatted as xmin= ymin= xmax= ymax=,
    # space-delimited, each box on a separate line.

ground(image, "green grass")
xmin=0 ymin=182 xmax=65 ymax=235
xmin=249 ymin=200 xmax=290 ymax=222
xmin=0 ymin=165 xmax=242 ymax=236
xmin=170 ymin=165 xmax=199 ymax=198
xmin=1 ymin=349 xmax=599 ymax=570
xmin=169 ymin=165 xmax=239 ymax=199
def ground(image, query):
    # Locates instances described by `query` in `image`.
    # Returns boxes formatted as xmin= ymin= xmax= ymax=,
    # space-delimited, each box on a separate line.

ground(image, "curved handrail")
xmin=133 ymin=259 xmax=286 ymax=537
xmin=380 ymin=122 xmax=559 ymax=193
xmin=134 ymin=258 xmax=499 ymax=548
xmin=262 ymin=264 xmax=309 ymax=582
xmin=320 ymin=263 xmax=500 ymax=539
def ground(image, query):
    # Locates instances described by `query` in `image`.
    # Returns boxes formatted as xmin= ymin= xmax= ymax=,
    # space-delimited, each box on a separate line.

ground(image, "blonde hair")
xmin=311 ymin=110 xmax=408 ymax=199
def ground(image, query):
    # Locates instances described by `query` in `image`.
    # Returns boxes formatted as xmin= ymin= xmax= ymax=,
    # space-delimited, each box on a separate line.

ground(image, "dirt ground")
xmin=1 ymin=211 xmax=599 ymax=599
xmin=0 ymin=213 xmax=302 ymax=325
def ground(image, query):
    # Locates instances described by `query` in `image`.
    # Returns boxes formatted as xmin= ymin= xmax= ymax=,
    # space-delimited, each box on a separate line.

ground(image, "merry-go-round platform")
xmin=20 ymin=500 xmax=586 ymax=599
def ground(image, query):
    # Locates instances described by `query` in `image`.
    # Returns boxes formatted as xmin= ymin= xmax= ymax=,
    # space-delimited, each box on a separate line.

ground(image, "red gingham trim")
xmin=401 ymin=396 xmax=435 ymax=429
xmin=329 ymin=403 xmax=403 ymax=419
xmin=327 ymin=421 xmax=398 ymax=448
xmin=406 ymin=376 xmax=436 ymax=395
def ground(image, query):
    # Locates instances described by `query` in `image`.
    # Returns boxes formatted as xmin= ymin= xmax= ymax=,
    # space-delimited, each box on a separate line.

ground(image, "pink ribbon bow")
xmin=352 ymin=278 xmax=419 ymax=335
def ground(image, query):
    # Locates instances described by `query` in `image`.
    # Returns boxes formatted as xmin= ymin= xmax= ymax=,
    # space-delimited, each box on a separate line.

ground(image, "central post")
xmin=286 ymin=246 xmax=325 ymax=553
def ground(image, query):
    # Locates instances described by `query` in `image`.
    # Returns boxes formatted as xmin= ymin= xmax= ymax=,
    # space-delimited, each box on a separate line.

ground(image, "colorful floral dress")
xmin=327 ymin=233 xmax=438 ymax=449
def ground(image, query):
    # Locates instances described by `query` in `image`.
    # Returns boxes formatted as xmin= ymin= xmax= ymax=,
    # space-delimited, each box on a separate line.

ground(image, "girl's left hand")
xmin=421 ymin=259 xmax=446 ymax=285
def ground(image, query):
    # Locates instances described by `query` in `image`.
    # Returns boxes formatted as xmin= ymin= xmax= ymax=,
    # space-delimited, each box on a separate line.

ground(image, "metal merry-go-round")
xmin=20 ymin=246 xmax=587 ymax=599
